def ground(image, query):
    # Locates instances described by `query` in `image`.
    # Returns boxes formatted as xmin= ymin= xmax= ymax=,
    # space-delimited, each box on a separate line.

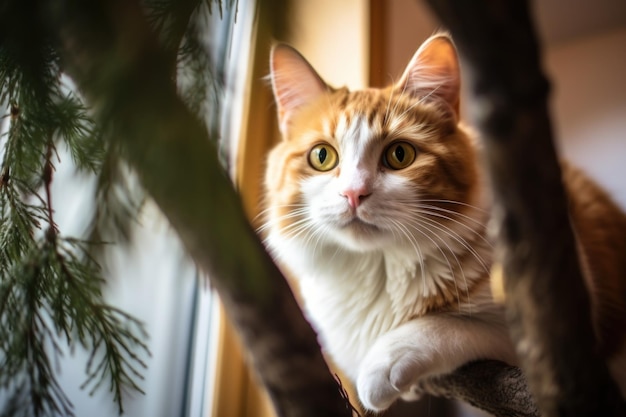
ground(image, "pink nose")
xmin=341 ymin=188 xmax=371 ymax=209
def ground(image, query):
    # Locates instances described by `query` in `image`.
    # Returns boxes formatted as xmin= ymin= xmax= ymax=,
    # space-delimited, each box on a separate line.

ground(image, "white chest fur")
xmin=265 ymin=231 xmax=489 ymax=381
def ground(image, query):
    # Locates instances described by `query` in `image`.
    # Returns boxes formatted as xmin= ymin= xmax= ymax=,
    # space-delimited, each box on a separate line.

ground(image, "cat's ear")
xmin=396 ymin=34 xmax=461 ymax=119
xmin=270 ymin=44 xmax=328 ymax=135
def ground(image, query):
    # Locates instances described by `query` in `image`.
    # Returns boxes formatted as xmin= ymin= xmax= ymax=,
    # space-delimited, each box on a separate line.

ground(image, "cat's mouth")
xmin=340 ymin=217 xmax=381 ymax=234
xmin=330 ymin=216 xmax=391 ymax=250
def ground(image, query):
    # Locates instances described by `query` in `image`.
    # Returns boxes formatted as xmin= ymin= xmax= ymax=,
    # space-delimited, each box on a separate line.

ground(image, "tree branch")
xmin=46 ymin=1 xmax=352 ymax=416
xmin=424 ymin=1 xmax=626 ymax=416
xmin=419 ymin=360 xmax=538 ymax=417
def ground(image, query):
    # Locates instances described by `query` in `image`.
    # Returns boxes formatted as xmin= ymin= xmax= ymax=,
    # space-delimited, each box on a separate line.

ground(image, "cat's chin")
xmin=331 ymin=219 xmax=392 ymax=252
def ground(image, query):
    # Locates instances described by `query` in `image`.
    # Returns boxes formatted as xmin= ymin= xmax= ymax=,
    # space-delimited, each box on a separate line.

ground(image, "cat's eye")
xmin=383 ymin=141 xmax=416 ymax=170
xmin=308 ymin=143 xmax=338 ymax=171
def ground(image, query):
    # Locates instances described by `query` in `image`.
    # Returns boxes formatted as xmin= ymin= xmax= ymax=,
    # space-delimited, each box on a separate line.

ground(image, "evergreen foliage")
xmin=0 ymin=0 xmax=234 ymax=415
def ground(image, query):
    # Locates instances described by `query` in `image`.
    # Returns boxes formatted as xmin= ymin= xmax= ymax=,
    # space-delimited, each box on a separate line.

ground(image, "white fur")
xmin=264 ymin=114 xmax=517 ymax=411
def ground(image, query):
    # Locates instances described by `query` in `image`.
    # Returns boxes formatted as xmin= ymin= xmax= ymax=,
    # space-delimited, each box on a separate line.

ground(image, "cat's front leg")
xmin=356 ymin=313 xmax=516 ymax=411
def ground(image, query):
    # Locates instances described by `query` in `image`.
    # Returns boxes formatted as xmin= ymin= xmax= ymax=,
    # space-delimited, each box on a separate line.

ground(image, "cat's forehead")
xmin=330 ymin=88 xmax=391 ymax=119
xmin=318 ymin=87 xmax=442 ymax=145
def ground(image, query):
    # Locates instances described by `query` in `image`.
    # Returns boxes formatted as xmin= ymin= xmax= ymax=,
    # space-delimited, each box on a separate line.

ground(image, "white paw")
xmin=356 ymin=346 xmax=424 ymax=411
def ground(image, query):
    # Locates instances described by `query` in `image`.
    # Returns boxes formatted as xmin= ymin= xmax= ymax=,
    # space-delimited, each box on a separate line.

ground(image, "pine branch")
xmin=144 ymin=0 xmax=204 ymax=77
xmin=87 ymin=145 xmax=144 ymax=247
xmin=177 ymin=19 xmax=222 ymax=124
xmin=0 ymin=248 xmax=74 ymax=417
xmin=0 ymin=2 xmax=152 ymax=414
xmin=0 ymin=225 xmax=151 ymax=417
xmin=57 ymin=241 xmax=151 ymax=412
xmin=53 ymin=92 xmax=104 ymax=173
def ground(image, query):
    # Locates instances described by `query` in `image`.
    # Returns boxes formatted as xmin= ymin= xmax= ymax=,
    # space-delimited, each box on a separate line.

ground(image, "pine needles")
xmin=0 ymin=2 xmax=151 ymax=415
xmin=0 ymin=234 xmax=149 ymax=416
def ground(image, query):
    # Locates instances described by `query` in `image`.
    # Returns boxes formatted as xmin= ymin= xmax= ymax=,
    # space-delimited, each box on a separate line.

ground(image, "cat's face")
xmin=265 ymin=35 xmax=480 ymax=253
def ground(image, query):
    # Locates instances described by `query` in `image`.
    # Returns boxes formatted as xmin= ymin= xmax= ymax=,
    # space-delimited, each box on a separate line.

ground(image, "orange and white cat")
xmin=262 ymin=34 xmax=626 ymax=411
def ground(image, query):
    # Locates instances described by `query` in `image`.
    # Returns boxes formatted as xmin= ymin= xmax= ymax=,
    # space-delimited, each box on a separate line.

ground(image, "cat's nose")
xmin=341 ymin=188 xmax=371 ymax=209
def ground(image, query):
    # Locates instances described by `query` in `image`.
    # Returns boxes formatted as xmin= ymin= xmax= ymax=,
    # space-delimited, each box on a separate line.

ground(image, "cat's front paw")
xmin=356 ymin=366 xmax=399 ymax=411
xmin=356 ymin=346 xmax=424 ymax=411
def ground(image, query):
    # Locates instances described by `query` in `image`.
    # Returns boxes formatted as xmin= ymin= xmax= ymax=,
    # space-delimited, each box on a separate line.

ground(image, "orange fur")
xmin=265 ymin=42 xmax=490 ymax=316
xmin=563 ymin=163 xmax=626 ymax=355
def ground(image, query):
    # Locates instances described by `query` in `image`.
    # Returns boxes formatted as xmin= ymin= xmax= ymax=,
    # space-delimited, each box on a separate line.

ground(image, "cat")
xmin=261 ymin=33 xmax=626 ymax=411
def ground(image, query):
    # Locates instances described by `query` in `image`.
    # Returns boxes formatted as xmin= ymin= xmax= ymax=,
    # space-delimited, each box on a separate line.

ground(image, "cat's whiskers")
xmin=386 ymin=82 xmax=447 ymax=130
xmin=403 ymin=216 xmax=470 ymax=314
xmin=408 ymin=210 xmax=491 ymax=277
xmin=287 ymin=219 xmax=320 ymax=242
xmin=415 ymin=202 xmax=487 ymax=227
xmin=327 ymin=242 xmax=345 ymax=265
xmin=391 ymin=208 xmax=464 ymax=306
xmin=392 ymin=98 xmax=435 ymax=128
xmin=387 ymin=218 xmax=428 ymax=297
xmin=271 ymin=207 xmax=335 ymax=260
xmin=307 ymin=221 xmax=333 ymax=261
xmin=387 ymin=75 xmax=410 ymax=128
xmin=390 ymin=214 xmax=460 ymax=309
xmin=254 ymin=203 xmax=308 ymax=228
xmin=413 ymin=204 xmax=492 ymax=249
xmin=382 ymin=80 xmax=397 ymax=127
xmin=256 ymin=209 xmax=309 ymax=236
xmin=416 ymin=83 xmax=445 ymax=107
xmin=256 ymin=209 xmax=307 ymax=230
xmin=266 ymin=210 xmax=315 ymax=241
xmin=275 ymin=219 xmax=334 ymax=266
xmin=419 ymin=198 xmax=488 ymax=213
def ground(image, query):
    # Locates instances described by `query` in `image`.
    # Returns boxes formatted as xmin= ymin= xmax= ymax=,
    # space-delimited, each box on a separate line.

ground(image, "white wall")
xmin=545 ymin=27 xmax=626 ymax=209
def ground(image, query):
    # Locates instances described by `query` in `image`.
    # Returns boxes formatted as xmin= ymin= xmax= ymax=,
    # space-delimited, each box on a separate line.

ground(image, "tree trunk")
xmin=424 ymin=1 xmax=626 ymax=416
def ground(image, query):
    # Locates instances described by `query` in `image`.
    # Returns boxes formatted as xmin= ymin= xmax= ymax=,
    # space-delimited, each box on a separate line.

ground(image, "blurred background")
xmin=45 ymin=0 xmax=625 ymax=416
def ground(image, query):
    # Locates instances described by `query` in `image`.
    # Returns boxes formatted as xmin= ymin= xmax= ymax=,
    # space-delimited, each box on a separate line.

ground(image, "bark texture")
xmin=419 ymin=360 xmax=538 ymax=417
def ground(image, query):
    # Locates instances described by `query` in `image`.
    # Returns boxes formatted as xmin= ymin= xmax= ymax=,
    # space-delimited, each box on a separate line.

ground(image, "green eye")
xmin=308 ymin=143 xmax=338 ymax=171
xmin=383 ymin=141 xmax=416 ymax=170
